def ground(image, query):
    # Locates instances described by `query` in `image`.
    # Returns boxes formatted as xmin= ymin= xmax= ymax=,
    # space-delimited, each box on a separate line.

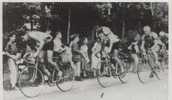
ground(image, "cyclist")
xmin=18 ymin=25 xmax=53 ymax=80
xmin=46 ymin=32 xmax=71 ymax=82
xmin=141 ymin=26 xmax=163 ymax=77
xmin=159 ymin=31 xmax=168 ymax=50
xmin=100 ymin=26 xmax=125 ymax=73
xmin=101 ymin=26 xmax=119 ymax=53
xmin=158 ymin=31 xmax=168 ymax=69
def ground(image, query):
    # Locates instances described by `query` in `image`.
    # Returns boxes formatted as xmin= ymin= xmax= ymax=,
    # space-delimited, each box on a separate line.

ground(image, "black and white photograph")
xmin=2 ymin=1 xmax=169 ymax=100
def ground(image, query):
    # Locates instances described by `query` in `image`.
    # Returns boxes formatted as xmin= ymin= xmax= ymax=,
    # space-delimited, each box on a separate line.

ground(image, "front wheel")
xmin=18 ymin=65 xmax=44 ymax=98
xmin=137 ymin=54 xmax=160 ymax=83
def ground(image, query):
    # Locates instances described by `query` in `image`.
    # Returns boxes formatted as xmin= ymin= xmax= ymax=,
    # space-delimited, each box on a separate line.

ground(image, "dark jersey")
xmin=142 ymin=32 xmax=158 ymax=49
xmin=144 ymin=35 xmax=155 ymax=49
xmin=42 ymin=41 xmax=54 ymax=51
xmin=111 ymin=40 xmax=130 ymax=54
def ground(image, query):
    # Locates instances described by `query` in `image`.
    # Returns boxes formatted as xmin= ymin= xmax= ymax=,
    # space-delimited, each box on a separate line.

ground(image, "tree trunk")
xmin=150 ymin=3 xmax=154 ymax=16
xmin=67 ymin=7 xmax=71 ymax=44
xmin=122 ymin=20 xmax=125 ymax=39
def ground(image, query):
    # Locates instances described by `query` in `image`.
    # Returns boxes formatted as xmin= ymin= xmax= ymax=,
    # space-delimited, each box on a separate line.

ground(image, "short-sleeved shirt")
xmin=5 ymin=41 xmax=18 ymax=55
xmin=142 ymin=32 xmax=158 ymax=49
xmin=159 ymin=35 xmax=168 ymax=45
xmin=5 ymin=39 xmax=28 ymax=57
xmin=70 ymin=42 xmax=81 ymax=62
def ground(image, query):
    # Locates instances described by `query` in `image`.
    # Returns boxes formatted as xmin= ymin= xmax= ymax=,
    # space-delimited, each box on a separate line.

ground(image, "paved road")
xmin=3 ymin=70 xmax=168 ymax=100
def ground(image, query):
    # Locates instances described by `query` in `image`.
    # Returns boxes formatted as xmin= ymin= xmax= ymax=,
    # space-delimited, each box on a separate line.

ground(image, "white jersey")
xmin=108 ymin=32 xmax=119 ymax=44
xmin=53 ymin=38 xmax=63 ymax=52
xmin=27 ymin=31 xmax=52 ymax=43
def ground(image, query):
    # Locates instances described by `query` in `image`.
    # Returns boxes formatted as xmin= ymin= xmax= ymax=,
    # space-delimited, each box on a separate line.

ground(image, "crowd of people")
xmin=3 ymin=15 xmax=168 ymax=90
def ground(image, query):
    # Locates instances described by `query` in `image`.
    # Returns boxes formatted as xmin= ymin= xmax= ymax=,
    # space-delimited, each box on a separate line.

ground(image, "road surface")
xmin=3 ymin=70 xmax=168 ymax=100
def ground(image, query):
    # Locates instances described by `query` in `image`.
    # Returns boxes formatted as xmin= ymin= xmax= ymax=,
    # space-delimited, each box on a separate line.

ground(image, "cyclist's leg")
xmin=152 ymin=50 xmax=160 ymax=68
xmin=148 ymin=49 xmax=159 ymax=78
xmin=131 ymin=53 xmax=139 ymax=73
xmin=38 ymin=50 xmax=51 ymax=78
xmin=111 ymin=49 xmax=124 ymax=72
xmin=8 ymin=58 xmax=17 ymax=88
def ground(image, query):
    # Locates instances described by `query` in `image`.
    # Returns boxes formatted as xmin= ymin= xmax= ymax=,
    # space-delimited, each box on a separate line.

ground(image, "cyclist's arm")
xmin=34 ymin=40 xmax=45 ymax=57
xmin=47 ymin=50 xmax=57 ymax=67
xmin=141 ymin=35 xmax=146 ymax=53
xmin=151 ymin=33 xmax=162 ymax=50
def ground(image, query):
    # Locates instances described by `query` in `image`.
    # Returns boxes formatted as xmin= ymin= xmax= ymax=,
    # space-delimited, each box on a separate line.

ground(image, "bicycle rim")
xmin=96 ymin=62 xmax=116 ymax=88
xmin=56 ymin=65 xmax=74 ymax=92
xmin=18 ymin=66 xmax=44 ymax=98
xmin=115 ymin=62 xmax=128 ymax=84
xmin=137 ymin=57 xmax=158 ymax=84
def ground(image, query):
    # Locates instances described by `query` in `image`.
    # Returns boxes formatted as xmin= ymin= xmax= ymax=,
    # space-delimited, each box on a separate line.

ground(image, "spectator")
xmin=70 ymin=34 xmax=82 ymax=81
xmin=80 ymin=37 xmax=89 ymax=78
xmin=4 ymin=33 xmax=21 ymax=90
xmin=91 ymin=33 xmax=103 ymax=77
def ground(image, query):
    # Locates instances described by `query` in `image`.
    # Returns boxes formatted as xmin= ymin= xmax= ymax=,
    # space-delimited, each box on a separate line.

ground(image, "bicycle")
xmin=17 ymin=51 xmax=74 ymax=98
xmin=137 ymin=49 xmax=160 ymax=83
xmin=96 ymin=54 xmax=128 ymax=88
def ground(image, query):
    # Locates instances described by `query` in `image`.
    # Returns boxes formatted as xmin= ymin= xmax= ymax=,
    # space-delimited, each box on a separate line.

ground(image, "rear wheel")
xmin=96 ymin=61 xmax=116 ymax=88
xmin=56 ymin=64 xmax=74 ymax=92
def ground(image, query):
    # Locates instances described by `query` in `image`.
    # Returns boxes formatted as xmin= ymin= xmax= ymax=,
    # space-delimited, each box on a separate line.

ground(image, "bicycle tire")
xmin=137 ymin=52 xmax=160 ymax=84
xmin=56 ymin=65 xmax=74 ymax=92
xmin=116 ymin=61 xmax=128 ymax=84
xmin=18 ymin=66 xmax=44 ymax=98
xmin=96 ymin=61 xmax=116 ymax=88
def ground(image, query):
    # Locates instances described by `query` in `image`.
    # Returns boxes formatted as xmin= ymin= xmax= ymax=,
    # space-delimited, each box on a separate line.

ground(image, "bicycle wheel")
xmin=51 ymin=69 xmax=59 ymax=83
xmin=137 ymin=54 xmax=160 ymax=83
xmin=96 ymin=61 xmax=116 ymax=88
xmin=47 ymin=69 xmax=60 ymax=86
xmin=56 ymin=64 xmax=74 ymax=92
xmin=148 ymin=54 xmax=160 ymax=80
xmin=115 ymin=61 xmax=128 ymax=84
xmin=18 ymin=65 xmax=44 ymax=98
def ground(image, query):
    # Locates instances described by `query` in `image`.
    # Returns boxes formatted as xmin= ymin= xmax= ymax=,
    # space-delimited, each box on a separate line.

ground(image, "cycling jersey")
xmin=111 ymin=40 xmax=130 ymax=54
xmin=142 ymin=32 xmax=158 ymax=49
xmin=27 ymin=31 xmax=52 ymax=43
xmin=159 ymin=34 xmax=168 ymax=49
